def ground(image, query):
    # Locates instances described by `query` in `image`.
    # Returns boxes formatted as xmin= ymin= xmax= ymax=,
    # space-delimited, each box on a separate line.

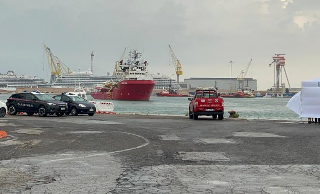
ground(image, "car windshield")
xmin=69 ymin=96 xmax=87 ymax=102
xmin=34 ymin=94 xmax=54 ymax=101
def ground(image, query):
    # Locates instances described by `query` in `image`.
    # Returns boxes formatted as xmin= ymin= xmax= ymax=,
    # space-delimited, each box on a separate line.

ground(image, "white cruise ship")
xmin=151 ymin=74 xmax=180 ymax=90
xmin=0 ymin=71 xmax=47 ymax=89
xmin=51 ymin=71 xmax=117 ymax=89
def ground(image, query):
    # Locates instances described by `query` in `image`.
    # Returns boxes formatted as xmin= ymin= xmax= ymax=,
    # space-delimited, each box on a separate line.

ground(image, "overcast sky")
xmin=1 ymin=0 xmax=320 ymax=90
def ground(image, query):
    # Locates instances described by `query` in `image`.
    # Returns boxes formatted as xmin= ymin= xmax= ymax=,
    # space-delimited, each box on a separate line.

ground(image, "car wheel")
xmin=88 ymin=113 xmax=94 ymax=116
xmin=38 ymin=106 xmax=47 ymax=117
xmin=188 ymin=109 xmax=193 ymax=119
xmin=218 ymin=114 xmax=224 ymax=120
xmin=56 ymin=112 xmax=64 ymax=117
xmin=193 ymin=113 xmax=198 ymax=120
xmin=8 ymin=105 xmax=17 ymax=115
xmin=70 ymin=107 xmax=78 ymax=116
xmin=26 ymin=112 xmax=34 ymax=116
xmin=212 ymin=114 xmax=217 ymax=120
xmin=0 ymin=107 xmax=6 ymax=117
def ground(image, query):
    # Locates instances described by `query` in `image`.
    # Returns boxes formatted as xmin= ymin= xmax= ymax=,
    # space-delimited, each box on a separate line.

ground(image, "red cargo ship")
xmin=91 ymin=50 xmax=155 ymax=101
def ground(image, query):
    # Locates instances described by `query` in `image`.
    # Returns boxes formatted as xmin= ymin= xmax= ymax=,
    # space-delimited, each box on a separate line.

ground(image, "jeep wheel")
xmin=38 ymin=106 xmax=47 ymax=117
xmin=0 ymin=107 xmax=6 ymax=117
xmin=26 ymin=112 xmax=34 ymax=116
xmin=88 ymin=113 xmax=94 ymax=116
xmin=56 ymin=112 xmax=64 ymax=117
xmin=8 ymin=105 xmax=17 ymax=115
xmin=70 ymin=107 xmax=78 ymax=116
xmin=218 ymin=114 xmax=224 ymax=120
xmin=212 ymin=114 xmax=217 ymax=120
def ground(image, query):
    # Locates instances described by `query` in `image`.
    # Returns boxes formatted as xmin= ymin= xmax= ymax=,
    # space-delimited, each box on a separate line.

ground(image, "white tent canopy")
xmin=287 ymin=77 xmax=320 ymax=118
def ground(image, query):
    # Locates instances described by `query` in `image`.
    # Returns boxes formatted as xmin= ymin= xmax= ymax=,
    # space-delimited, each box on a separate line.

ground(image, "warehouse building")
xmin=182 ymin=77 xmax=257 ymax=92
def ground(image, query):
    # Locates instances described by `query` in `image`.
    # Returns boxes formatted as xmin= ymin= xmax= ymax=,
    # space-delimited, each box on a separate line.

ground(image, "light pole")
xmin=230 ymin=61 xmax=233 ymax=92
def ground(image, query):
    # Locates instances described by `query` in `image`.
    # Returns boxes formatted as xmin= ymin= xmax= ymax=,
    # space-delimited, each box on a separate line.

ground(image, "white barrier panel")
xmin=89 ymin=101 xmax=114 ymax=113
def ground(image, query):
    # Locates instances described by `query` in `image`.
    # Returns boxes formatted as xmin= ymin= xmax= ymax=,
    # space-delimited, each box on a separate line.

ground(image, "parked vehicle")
xmin=0 ymin=101 xmax=7 ymax=117
xmin=188 ymin=87 xmax=224 ymax=120
xmin=6 ymin=92 xmax=68 ymax=117
xmin=53 ymin=93 xmax=96 ymax=116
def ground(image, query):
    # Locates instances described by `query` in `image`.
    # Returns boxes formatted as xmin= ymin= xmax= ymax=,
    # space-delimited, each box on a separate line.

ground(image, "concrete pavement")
xmin=1 ymin=114 xmax=320 ymax=193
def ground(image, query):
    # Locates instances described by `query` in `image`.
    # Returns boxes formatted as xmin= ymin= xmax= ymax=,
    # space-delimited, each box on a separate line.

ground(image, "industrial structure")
xmin=182 ymin=77 xmax=257 ymax=92
xmin=268 ymin=54 xmax=290 ymax=94
xmin=169 ymin=45 xmax=183 ymax=84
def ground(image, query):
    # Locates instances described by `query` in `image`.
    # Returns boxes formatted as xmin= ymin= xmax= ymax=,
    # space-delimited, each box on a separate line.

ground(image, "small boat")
xmin=156 ymin=90 xmax=189 ymax=97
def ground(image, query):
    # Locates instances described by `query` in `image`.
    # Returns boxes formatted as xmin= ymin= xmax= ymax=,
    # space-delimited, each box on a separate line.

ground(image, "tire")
xmin=188 ymin=110 xmax=193 ymax=119
xmin=88 ymin=113 xmax=94 ymax=116
xmin=0 ymin=107 xmax=6 ymax=117
xmin=56 ymin=112 xmax=64 ymax=117
xmin=218 ymin=114 xmax=224 ymax=120
xmin=38 ymin=106 xmax=47 ymax=117
xmin=70 ymin=107 xmax=78 ymax=116
xmin=212 ymin=114 xmax=217 ymax=120
xmin=8 ymin=105 xmax=17 ymax=115
xmin=26 ymin=112 xmax=34 ymax=116
xmin=193 ymin=113 xmax=198 ymax=120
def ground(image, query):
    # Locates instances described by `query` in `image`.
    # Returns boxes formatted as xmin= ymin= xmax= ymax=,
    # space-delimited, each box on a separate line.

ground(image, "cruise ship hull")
xmin=91 ymin=80 xmax=155 ymax=101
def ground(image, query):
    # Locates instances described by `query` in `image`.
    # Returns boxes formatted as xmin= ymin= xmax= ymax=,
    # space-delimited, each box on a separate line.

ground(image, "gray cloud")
xmin=0 ymin=0 xmax=319 ymax=90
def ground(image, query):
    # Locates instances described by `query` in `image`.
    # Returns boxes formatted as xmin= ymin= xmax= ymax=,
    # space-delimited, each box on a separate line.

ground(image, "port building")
xmin=181 ymin=77 xmax=257 ymax=92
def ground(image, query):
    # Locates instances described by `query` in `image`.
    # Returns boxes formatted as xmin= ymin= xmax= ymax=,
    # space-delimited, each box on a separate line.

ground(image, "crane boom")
xmin=113 ymin=47 xmax=127 ymax=76
xmin=169 ymin=45 xmax=183 ymax=84
xmin=44 ymin=44 xmax=72 ymax=83
xmin=243 ymin=59 xmax=252 ymax=78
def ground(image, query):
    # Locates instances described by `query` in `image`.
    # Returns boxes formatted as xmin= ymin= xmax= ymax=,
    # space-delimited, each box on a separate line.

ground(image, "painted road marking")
xmin=160 ymin=134 xmax=181 ymax=141
xmin=194 ymin=138 xmax=236 ymax=144
xmin=178 ymin=152 xmax=230 ymax=162
xmin=14 ymin=128 xmax=43 ymax=135
xmin=233 ymin=132 xmax=286 ymax=138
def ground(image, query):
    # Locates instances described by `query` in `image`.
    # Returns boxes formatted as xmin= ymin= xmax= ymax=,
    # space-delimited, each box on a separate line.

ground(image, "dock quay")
xmin=1 ymin=114 xmax=320 ymax=193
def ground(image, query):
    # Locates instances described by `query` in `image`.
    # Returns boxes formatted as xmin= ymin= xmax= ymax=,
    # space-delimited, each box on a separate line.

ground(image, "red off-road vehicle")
xmin=188 ymin=87 xmax=224 ymax=120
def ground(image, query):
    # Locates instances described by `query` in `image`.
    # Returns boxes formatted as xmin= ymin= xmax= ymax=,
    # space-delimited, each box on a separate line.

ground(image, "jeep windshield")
xmin=69 ymin=96 xmax=87 ymax=102
xmin=34 ymin=94 xmax=54 ymax=101
xmin=196 ymin=91 xmax=217 ymax=98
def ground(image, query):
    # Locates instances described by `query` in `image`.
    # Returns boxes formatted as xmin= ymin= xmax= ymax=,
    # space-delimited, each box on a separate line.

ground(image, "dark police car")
xmin=6 ymin=92 xmax=68 ymax=117
xmin=53 ymin=93 xmax=96 ymax=116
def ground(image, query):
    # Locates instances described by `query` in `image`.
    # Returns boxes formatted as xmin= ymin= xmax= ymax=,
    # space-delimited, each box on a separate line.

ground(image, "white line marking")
xmin=41 ymin=131 xmax=149 ymax=164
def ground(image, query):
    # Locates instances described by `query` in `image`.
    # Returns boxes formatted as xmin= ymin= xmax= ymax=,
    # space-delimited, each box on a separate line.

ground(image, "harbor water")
xmin=0 ymin=94 xmax=298 ymax=121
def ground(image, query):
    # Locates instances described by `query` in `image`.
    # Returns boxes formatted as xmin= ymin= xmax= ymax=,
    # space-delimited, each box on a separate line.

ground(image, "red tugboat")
xmin=91 ymin=49 xmax=155 ymax=101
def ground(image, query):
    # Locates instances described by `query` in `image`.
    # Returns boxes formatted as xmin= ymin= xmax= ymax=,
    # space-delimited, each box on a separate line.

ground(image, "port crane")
xmin=113 ymin=47 xmax=127 ymax=77
xmin=44 ymin=44 xmax=72 ymax=83
xmin=169 ymin=45 xmax=183 ymax=84
xmin=268 ymin=54 xmax=291 ymax=93
xmin=237 ymin=59 xmax=252 ymax=90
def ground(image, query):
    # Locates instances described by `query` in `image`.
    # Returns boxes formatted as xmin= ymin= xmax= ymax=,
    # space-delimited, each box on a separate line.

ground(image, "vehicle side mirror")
xmin=188 ymin=97 xmax=193 ymax=101
xmin=32 ymin=98 xmax=37 ymax=101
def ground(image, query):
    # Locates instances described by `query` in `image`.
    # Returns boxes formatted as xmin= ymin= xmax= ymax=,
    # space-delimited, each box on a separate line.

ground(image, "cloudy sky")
xmin=0 ymin=0 xmax=319 ymax=90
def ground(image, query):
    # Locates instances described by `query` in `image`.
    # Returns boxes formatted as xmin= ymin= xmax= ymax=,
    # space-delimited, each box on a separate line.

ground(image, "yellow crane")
xmin=44 ymin=44 xmax=72 ymax=83
xmin=237 ymin=59 xmax=252 ymax=90
xmin=169 ymin=45 xmax=183 ymax=84
xmin=113 ymin=47 xmax=127 ymax=76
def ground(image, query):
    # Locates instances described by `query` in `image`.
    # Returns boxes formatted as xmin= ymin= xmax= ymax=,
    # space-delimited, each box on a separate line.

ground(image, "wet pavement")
xmin=1 ymin=114 xmax=320 ymax=193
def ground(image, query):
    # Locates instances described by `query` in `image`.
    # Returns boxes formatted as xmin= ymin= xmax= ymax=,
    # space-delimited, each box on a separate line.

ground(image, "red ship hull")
xmin=91 ymin=80 xmax=155 ymax=101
